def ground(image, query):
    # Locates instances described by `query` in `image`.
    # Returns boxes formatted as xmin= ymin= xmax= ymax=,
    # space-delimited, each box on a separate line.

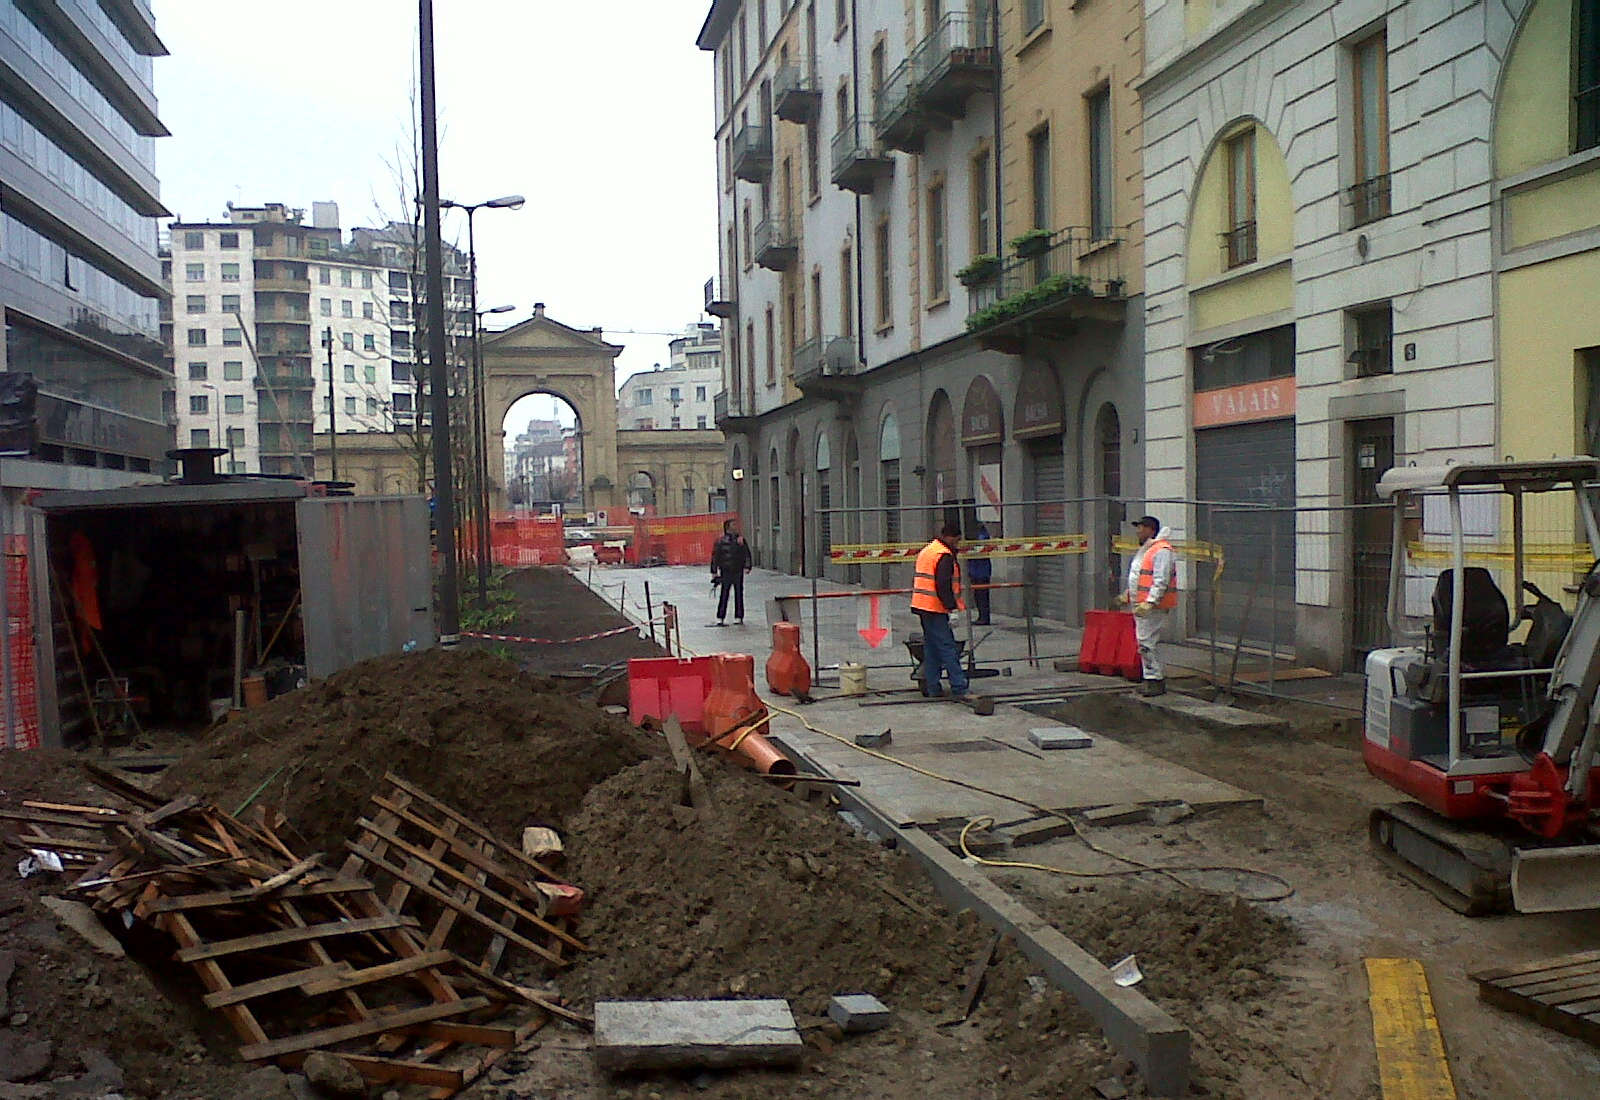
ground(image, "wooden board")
xmin=1472 ymin=952 xmax=1600 ymax=1049
xmin=1367 ymin=958 xmax=1458 ymax=1100
xmin=237 ymin=996 xmax=491 ymax=1061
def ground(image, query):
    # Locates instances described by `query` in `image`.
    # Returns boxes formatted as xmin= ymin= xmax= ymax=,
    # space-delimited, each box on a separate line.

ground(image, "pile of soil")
xmin=159 ymin=647 xmax=661 ymax=856
xmin=478 ymin=567 xmax=666 ymax=676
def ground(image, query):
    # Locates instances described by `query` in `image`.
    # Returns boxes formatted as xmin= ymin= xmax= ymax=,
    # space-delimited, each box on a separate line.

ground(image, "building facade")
xmin=1 ymin=0 xmax=170 ymax=488
xmin=617 ymin=325 xmax=723 ymax=431
xmin=699 ymin=0 xmax=1146 ymax=618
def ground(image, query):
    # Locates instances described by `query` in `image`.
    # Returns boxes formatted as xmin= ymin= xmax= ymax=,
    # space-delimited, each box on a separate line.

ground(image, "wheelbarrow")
xmin=905 ymin=635 xmax=1003 ymax=682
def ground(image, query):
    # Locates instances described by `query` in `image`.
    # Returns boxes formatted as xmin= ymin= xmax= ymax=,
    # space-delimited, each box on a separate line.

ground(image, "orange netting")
xmin=631 ymin=512 xmax=735 ymax=567
xmin=3 ymin=534 xmax=39 ymax=750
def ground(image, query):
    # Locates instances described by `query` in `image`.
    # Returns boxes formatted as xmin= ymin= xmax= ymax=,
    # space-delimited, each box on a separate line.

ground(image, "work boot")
xmin=1141 ymin=678 xmax=1166 ymax=697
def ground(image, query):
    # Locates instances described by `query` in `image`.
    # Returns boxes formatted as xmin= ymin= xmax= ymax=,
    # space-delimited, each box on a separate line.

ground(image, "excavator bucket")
xmin=1511 ymin=844 xmax=1600 ymax=913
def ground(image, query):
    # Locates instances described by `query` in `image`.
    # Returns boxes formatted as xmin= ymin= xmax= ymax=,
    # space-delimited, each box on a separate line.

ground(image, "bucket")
xmin=840 ymin=662 xmax=867 ymax=696
xmin=242 ymin=675 xmax=268 ymax=708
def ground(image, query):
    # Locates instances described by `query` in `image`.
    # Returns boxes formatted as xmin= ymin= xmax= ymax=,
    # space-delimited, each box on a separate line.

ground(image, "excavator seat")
xmin=1432 ymin=568 xmax=1513 ymax=667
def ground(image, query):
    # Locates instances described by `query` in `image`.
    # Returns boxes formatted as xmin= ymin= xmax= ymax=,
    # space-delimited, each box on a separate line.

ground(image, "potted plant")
xmin=1105 ymin=276 xmax=1125 ymax=297
xmin=1010 ymin=228 xmax=1052 ymax=258
xmin=956 ymin=253 xmax=1001 ymax=287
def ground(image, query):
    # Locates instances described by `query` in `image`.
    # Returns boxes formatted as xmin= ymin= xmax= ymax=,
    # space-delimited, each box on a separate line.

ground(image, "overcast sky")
xmin=153 ymin=1 xmax=717 ymax=438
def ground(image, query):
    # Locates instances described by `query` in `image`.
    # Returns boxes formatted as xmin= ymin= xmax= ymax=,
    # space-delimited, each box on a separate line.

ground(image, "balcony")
xmin=793 ymin=335 xmax=860 ymax=398
xmin=915 ymin=13 xmax=995 ymax=118
xmin=753 ymin=215 xmax=799 ymax=271
xmin=830 ymin=117 xmax=894 ymax=194
xmin=254 ymin=372 xmax=315 ymax=392
xmin=966 ymin=228 xmax=1127 ymax=353
xmin=731 ymin=123 xmax=773 ymax=182
xmin=253 ymin=274 xmax=308 ymax=293
xmin=704 ymin=277 xmax=736 ymax=319
xmin=1347 ymin=173 xmax=1391 ymax=227
xmin=874 ymin=57 xmax=933 ymax=154
xmin=713 ymin=390 xmax=760 ymax=433
xmin=1221 ymin=221 xmax=1257 ymax=269
xmin=773 ymin=60 xmax=821 ymax=124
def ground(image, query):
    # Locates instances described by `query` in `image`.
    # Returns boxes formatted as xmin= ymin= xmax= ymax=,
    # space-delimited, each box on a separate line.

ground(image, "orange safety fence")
xmin=487 ymin=514 xmax=568 ymax=567
xmin=631 ymin=512 xmax=736 ymax=567
xmin=3 ymin=534 xmax=39 ymax=750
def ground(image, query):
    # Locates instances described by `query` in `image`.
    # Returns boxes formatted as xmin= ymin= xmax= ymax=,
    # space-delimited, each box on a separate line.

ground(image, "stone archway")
xmin=481 ymin=304 xmax=622 ymax=517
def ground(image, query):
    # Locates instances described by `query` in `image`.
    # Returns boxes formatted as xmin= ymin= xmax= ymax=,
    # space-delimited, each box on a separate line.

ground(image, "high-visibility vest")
xmin=1134 ymin=538 xmax=1178 ymax=610
xmin=911 ymin=539 xmax=964 ymax=614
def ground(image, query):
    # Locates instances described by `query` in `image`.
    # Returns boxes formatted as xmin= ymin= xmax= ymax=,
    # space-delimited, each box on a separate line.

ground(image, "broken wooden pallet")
xmin=1472 ymin=949 xmax=1600 ymax=1048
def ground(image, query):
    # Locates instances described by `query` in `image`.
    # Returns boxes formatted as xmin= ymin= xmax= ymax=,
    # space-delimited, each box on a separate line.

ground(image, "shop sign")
xmin=1013 ymin=363 xmax=1063 ymax=439
xmin=961 ymin=376 xmax=1005 ymax=446
xmin=1192 ymin=376 xmax=1296 ymax=429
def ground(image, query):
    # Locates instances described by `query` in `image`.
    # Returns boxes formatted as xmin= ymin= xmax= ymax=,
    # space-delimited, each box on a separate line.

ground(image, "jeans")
xmin=716 ymin=573 xmax=745 ymax=621
xmin=971 ymin=583 xmax=991 ymax=624
xmin=916 ymin=610 xmax=969 ymax=696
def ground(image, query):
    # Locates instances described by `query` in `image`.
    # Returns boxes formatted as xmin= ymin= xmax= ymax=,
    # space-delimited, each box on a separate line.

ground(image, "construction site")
xmin=0 ymin=461 xmax=1597 ymax=1099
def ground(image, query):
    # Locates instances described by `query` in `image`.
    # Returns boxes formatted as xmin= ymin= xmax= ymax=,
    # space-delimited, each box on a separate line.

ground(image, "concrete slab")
xmin=1030 ymin=726 xmax=1094 ymax=750
xmin=593 ymin=999 xmax=804 ymax=1072
xmin=827 ymin=994 xmax=892 ymax=1033
xmin=1134 ymin=693 xmax=1289 ymax=731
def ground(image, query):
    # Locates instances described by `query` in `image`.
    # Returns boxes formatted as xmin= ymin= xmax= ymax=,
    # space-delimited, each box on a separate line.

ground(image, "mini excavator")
xmin=1365 ymin=458 xmax=1600 ymax=914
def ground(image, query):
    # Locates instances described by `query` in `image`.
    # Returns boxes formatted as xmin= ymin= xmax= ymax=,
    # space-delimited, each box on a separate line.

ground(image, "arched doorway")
xmin=785 ymin=428 xmax=805 ymax=575
xmin=628 ymin=471 xmax=656 ymax=513
xmin=879 ymin=408 xmax=902 ymax=589
xmin=962 ymin=376 xmax=1004 ymax=536
xmin=926 ymin=390 xmax=958 ymax=515
xmin=1096 ymin=402 xmax=1123 ymax=603
xmin=501 ymin=392 xmax=583 ymax=516
xmin=768 ymin=445 xmax=781 ymax=571
xmin=1014 ymin=361 xmax=1066 ymax=621
xmin=815 ymin=429 xmax=832 ymax=577
xmin=844 ymin=428 xmax=861 ymax=584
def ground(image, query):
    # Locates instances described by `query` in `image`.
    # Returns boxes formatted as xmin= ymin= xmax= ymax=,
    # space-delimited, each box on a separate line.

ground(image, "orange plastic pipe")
xmin=700 ymin=724 xmax=796 ymax=777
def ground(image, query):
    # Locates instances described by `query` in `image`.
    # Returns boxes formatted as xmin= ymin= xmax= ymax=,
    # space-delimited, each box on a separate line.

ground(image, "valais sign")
xmin=1192 ymin=376 xmax=1296 ymax=429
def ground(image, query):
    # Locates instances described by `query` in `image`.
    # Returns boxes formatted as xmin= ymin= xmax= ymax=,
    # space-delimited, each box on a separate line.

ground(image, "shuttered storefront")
xmin=1194 ymin=417 xmax=1296 ymax=646
xmin=1028 ymin=442 xmax=1068 ymax=621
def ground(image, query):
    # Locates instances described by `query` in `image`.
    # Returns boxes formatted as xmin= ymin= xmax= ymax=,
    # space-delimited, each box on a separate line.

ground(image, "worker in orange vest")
xmin=1116 ymin=515 xmax=1177 ymax=696
xmin=910 ymin=520 xmax=973 ymax=701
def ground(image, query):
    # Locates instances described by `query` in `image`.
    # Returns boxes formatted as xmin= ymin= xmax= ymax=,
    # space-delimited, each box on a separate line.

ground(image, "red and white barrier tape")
xmin=461 ymin=623 xmax=640 ymax=645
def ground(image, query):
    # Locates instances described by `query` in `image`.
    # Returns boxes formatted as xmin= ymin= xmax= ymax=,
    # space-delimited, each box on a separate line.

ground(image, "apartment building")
xmin=167 ymin=205 xmax=471 ymax=481
xmin=0 ymin=0 xmax=170 ymax=492
xmin=618 ymin=324 xmax=722 ymax=430
xmin=700 ymin=0 xmax=1144 ymax=613
xmin=1137 ymin=0 xmax=1589 ymax=669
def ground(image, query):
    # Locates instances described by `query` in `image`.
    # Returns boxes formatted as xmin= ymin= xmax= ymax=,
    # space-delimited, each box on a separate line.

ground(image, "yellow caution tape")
xmin=1405 ymin=542 xmax=1593 ymax=570
xmin=828 ymin=534 xmax=1090 ymax=563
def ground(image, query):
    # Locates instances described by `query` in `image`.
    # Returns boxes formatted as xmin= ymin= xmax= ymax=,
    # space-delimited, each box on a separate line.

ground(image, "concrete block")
xmin=1001 ymin=817 xmax=1077 ymax=849
xmin=827 ymin=993 xmax=892 ymax=1033
xmin=1134 ymin=694 xmax=1290 ymax=732
xmin=594 ymin=999 xmax=804 ymax=1072
xmin=1082 ymin=804 xmax=1152 ymax=827
xmin=1053 ymin=658 xmax=1078 ymax=673
xmin=932 ymin=823 xmax=1009 ymax=857
xmin=1029 ymin=727 xmax=1094 ymax=751
xmin=1149 ymin=802 xmax=1194 ymax=827
xmin=855 ymin=729 xmax=892 ymax=748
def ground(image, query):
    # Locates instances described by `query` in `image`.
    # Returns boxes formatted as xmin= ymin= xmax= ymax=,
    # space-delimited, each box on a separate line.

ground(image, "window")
xmin=219 ymin=232 xmax=239 ymax=249
xmin=344 ymin=396 xmax=357 ymax=414
xmin=1349 ymin=303 xmax=1394 ymax=377
xmin=364 ymin=364 xmax=376 ymax=383
xmin=671 ymin=417 xmax=682 ymax=429
xmin=874 ymin=217 xmax=892 ymax=328
xmin=1024 ymin=0 xmax=1045 ymax=35
xmin=927 ymin=181 xmax=948 ymax=301
xmin=341 ymin=332 xmax=354 ymax=350
xmin=318 ymin=266 xmax=331 ymax=284
xmin=1088 ymin=87 xmax=1114 ymax=239
xmin=227 ymin=427 xmax=245 ymax=449
xmin=220 ymin=263 xmax=239 ymax=282
xmin=840 ymin=246 xmax=854 ymax=339
xmin=1224 ymin=127 xmax=1257 ymax=267
xmin=185 ymin=262 xmax=204 ymax=281
xmin=870 ymin=43 xmax=885 ymax=114
xmin=363 ymin=333 xmax=376 ymax=351
xmin=637 ymin=388 xmax=653 ymax=406
xmin=835 ymin=0 xmax=847 ymax=32
xmin=738 ymin=11 xmax=748 ymax=80
xmin=743 ymin=201 xmax=753 ymax=267
xmin=766 ymin=305 xmax=777 ymax=383
xmin=361 ymin=271 xmax=373 ymax=288
xmin=363 ymin=302 xmax=374 ymax=319
xmin=185 ymin=294 xmax=205 ymax=313
xmin=222 ymin=327 xmax=242 ymax=346
xmin=319 ymin=298 xmax=332 ymax=316
xmin=344 ymin=364 xmax=357 ymax=383
xmin=391 ymin=330 xmax=410 ymax=351
xmin=972 ymin=151 xmax=992 ymax=254
xmin=393 ymin=392 xmax=413 ymax=413
xmin=388 ymin=271 xmax=406 ymax=290
xmin=221 ymin=294 xmax=240 ymax=313
xmin=758 ymin=0 xmax=767 ymax=48
xmin=187 ymin=362 xmax=207 ymax=380
xmin=184 ymin=231 xmax=204 ymax=250
xmin=696 ymin=385 xmax=708 ymax=401
xmin=225 ymin=394 xmax=245 ymax=414
xmin=367 ymin=397 xmax=379 ymax=415
xmin=836 ymin=84 xmax=850 ymax=136
xmin=392 ymin=362 xmax=410 ymax=381
xmin=806 ymin=122 xmax=820 ymax=196
xmin=1029 ymin=126 xmax=1051 ymax=232
xmin=189 ymin=429 xmax=210 ymax=448
xmin=309 ymin=238 xmax=328 ymax=254
xmin=698 ymin=415 xmax=708 ymax=429
xmin=1350 ymin=32 xmax=1391 ymax=224
xmin=187 ymin=328 xmax=206 ymax=346
xmin=341 ymin=300 xmax=353 ymax=318
xmin=189 ymin=395 xmax=208 ymax=414
xmin=1579 ymin=0 xmax=1599 ymax=151
xmin=340 ymin=269 xmax=352 ymax=287
xmin=670 ymin=386 xmax=682 ymax=402
xmin=223 ymin=360 xmax=243 ymax=381
xmin=786 ymin=290 xmax=798 ymax=375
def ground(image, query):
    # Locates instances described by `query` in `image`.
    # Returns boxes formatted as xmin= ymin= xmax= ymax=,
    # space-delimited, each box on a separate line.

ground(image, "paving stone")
xmin=1134 ymin=693 xmax=1288 ymax=731
xmin=1081 ymin=804 xmax=1152 ymax=827
xmin=1028 ymin=727 xmax=1094 ymax=750
xmin=854 ymin=729 xmax=892 ymax=748
xmin=999 ymin=817 xmax=1076 ymax=848
xmin=826 ymin=994 xmax=892 ymax=1034
xmin=594 ymin=999 xmax=804 ymax=1071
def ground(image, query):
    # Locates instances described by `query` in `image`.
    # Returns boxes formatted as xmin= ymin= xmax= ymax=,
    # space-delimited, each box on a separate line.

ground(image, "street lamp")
xmin=440 ymin=196 xmax=524 ymax=609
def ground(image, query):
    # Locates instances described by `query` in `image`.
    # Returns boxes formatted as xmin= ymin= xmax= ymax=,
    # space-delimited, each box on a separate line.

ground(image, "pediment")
xmin=482 ymin=312 xmax=622 ymax=356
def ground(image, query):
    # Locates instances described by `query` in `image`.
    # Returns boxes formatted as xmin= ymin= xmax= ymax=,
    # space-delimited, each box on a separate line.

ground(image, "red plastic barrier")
xmin=628 ymin=656 xmax=714 ymax=735
xmin=631 ymin=512 xmax=737 ymax=566
xmin=1078 ymin=610 xmax=1142 ymax=681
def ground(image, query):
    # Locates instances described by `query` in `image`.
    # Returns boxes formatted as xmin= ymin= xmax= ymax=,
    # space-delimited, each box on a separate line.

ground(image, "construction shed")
xmin=7 ymin=481 xmax=432 ymax=749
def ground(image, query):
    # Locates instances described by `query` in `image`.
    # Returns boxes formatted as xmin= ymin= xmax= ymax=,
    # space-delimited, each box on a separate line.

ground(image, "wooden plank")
xmin=0 ymin=807 xmax=124 ymax=829
xmin=1494 ymin=960 xmax=1600 ymax=991
xmin=453 ymin=955 xmax=592 ymax=1028
xmin=13 ymin=831 xmax=111 ymax=853
xmin=368 ymin=796 xmax=565 ymax=896
xmin=201 ymin=962 xmax=351 ymax=1008
xmin=282 ymin=1051 xmax=465 ymax=1091
xmin=174 ymin=915 xmax=415 ymax=963
xmin=137 ymin=795 xmax=202 ymax=828
xmin=1478 ymin=981 xmax=1600 ymax=1048
xmin=1366 ymin=958 xmax=1458 ymax=1100
xmin=237 ymin=996 xmax=491 ymax=1062
xmin=1509 ymin=971 xmax=1600 ymax=998
xmin=409 ymin=1019 xmax=518 ymax=1049
xmin=81 ymin=762 xmax=163 ymax=808
xmin=299 ymin=950 xmax=456 ymax=996
xmin=160 ymin=911 xmax=271 ymax=1046
xmin=381 ymin=774 xmax=562 ymax=881
xmin=1531 ymin=980 xmax=1600 ymax=1008
xmin=343 ymin=841 xmax=567 ymax=967
xmin=1469 ymin=948 xmax=1600 ymax=985
xmin=20 ymin=800 xmax=117 ymax=816
xmin=145 ymin=878 xmax=374 ymax=914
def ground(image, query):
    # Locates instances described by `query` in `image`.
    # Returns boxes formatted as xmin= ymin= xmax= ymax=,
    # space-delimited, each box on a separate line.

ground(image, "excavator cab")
xmin=1364 ymin=458 xmax=1600 ymax=913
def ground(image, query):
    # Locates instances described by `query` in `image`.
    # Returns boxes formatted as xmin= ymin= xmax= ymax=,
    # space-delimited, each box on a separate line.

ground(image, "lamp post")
xmin=201 ymin=383 xmax=223 ymax=458
xmin=440 ymin=195 xmax=523 ymax=609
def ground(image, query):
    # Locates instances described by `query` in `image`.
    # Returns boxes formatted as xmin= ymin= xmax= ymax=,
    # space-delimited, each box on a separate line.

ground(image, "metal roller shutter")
xmin=1028 ymin=442 xmax=1067 ymax=622
xmin=1194 ymin=419 xmax=1296 ymax=648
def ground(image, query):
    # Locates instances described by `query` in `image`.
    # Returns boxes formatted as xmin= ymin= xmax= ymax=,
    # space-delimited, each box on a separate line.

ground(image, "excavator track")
xmin=1368 ymin=803 xmax=1514 ymax=916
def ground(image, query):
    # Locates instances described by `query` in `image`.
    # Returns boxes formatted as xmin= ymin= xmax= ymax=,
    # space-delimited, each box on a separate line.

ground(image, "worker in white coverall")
xmin=1116 ymin=515 xmax=1177 ymax=696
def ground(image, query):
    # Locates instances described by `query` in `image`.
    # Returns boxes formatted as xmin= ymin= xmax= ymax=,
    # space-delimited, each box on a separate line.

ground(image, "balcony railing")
xmin=704 ymin=277 xmax=736 ymax=319
xmin=773 ymin=59 xmax=821 ymax=123
xmin=875 ymin=57 xmax=931 ymax=154
xmin=713 ymin=389 xmax=760 ymax=431
xmin=731 ymin=123 xmax=773 ymax=182
xmin=1222 ymin=221 xmax=1258 ymax=269
xmin=916 ymin=12 xmax=995 ymax=116
xmin=793 ymin=335 xmax=860 ymax=396
xmin=753 ymin=215 xmax=798 ymax=271
xmin=967 ymin=228 xmax=1127 ymax=347
xmin=1347 ymin=173 xmax=1391 ymax=227
xmin=831 ymin=116 xmax=895 ymax=194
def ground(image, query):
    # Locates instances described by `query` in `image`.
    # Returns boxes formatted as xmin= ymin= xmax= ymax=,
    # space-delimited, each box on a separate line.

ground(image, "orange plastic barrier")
xmin=632 ymin=512 xmax=736 ymax=567
xmin=1079 ymin=610 xmax=1142 ymax=681
xmin=488 ymin=514 xmax=568 ymax=567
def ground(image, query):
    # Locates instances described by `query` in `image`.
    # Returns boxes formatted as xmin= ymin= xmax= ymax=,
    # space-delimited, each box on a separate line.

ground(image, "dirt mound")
xmin=159 ymin=647 xmax=661 ymax=856
xmin=556 ymin=755 xmax=984 ymax=1017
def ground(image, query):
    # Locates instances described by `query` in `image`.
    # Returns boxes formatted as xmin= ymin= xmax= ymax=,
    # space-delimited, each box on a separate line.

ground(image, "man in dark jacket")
xmin=968 ymin=522 xmax=993 ymax=625
xmin=710 ymin=517 xmax=753 ymax=625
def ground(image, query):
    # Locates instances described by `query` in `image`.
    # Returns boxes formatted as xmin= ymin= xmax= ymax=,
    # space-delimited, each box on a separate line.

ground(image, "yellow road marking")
xmin=1366 ymin=957 xmax=1458 ymax=1100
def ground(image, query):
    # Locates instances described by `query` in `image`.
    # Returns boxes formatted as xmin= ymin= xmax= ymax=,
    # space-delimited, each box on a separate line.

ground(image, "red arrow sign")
xmin=859 ymin=595 xmax=889 ymax=648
